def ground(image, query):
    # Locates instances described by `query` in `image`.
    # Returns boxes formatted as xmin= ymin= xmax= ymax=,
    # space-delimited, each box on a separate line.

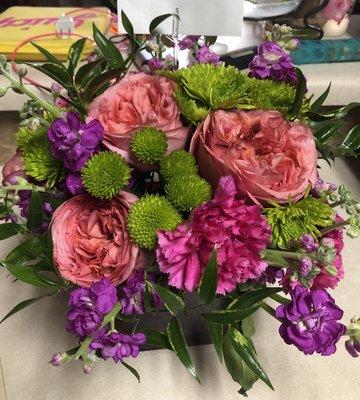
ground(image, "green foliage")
xmin=160 ymin=150 xmax=198 ymax=181
xmin=198 ymin=248 xmax=218 ymax=305
xmin=249 ymin=79 xmax=297 ymax=116
xmin=167 ymin=317 xmax=200 ymax=383
xmin=174 ymin=88 xmax=209 ymax=124
xmin=147 ymin=282 xmax=185 ymax=315
xmin=202 ymin=304 xmax=261 ymax=324
xmin=165 ymin=175 xmax=212 ymax=212
xmin=81 ymin=151 xmax=132 ymax=199
xmin=131 ymin=127 xmax=168 ymax=164
xmin=160 ymin=63 xmax=251 ymax=111
xmin=16 ymin=126 xmax=65 ymax=187
xmin=265 ymin=196 xmax=334 ymax=249
xmin=127 ymin=195 xmax=182 ymax=249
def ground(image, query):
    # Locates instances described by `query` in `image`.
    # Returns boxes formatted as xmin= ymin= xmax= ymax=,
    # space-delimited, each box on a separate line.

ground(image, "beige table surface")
xmin=0 ymin=157 xmax=360 ymax=400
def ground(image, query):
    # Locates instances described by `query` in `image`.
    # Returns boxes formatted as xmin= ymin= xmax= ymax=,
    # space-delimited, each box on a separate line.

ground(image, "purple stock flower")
xmin=48 ymin=112 xmax=103 ymax=172
xmin=345 ymin=317 xmax=360 ymax=357
xmin=90 ymin=278 xmax=118 ymax=314
xmin=66 ymin=278 xmax=118 ymax=339
xmin=249 ymin=41 xmax=297 ymax=83
xmin=179 ymin=35 xmax=200 ymax=50
xmin=18 ymin=191 xmax=53 ymax=232
xmin=276 ymin=286 xmax=346 ymax=356
xmin=300 ymin=234 xmax=319 ymax=252
xmin=259 ymin=266 xmax=284 ymax=285
xmin=345 ymin=339 xmax=360 ymax=357
xmin=147 ymin=58 xmax=164 ymax=72
xmin=90 ymin=331 xmax=146 ymax=363
xmin=196 ymin=45 xmax=221 ymax=65
xmin=120 ymin=270 xmax=161 ymax=315
xmin=66 ymin=308 xmax=102 ymax=338
xmin=65 ymin=172 xmax=85 ymax=195
xmin=299 ymin=257 xmax=313 ymax=276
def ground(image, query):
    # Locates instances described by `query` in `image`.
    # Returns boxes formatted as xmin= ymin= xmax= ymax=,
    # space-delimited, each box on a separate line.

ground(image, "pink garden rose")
xmin=190 ymin=110 xmax=317 ymax=204
xmin=323 ymin=0 xmax=353 ymax=23
xmin=157 ymin=176 xmax=271 ymax=294
xmin=2 ymin=151 xmax=27 ymax=185
xmin=51 ymin=191 xmax=145 ymax=287
xmin=87 ymin=73 xmax=189 ymax=165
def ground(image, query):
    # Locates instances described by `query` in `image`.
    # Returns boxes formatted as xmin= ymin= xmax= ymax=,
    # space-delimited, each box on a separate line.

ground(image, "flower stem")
xmin=1 ymin=184 xmax=46 ymax=192
xmin=260 ymin=302 xmax=278 ymax=319
xmin=263 ymin=249 xmax=305 ymax=260
xmin=0 ymin=65 xmax=61 ymax=118
xmin=270 ymin=293 xmax=291 ymax=305
xmin=74 ymin=336 xmax=93 ymax=360
xmin=320 ymin=221 xmax=349 ymax=236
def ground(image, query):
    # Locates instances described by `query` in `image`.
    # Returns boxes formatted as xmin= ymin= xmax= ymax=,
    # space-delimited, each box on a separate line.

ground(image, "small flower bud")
xmin=83 ymin=363 xmax=93 ymax=374
xmin=18 ymin=67 xmax=28 ymax=78
xmin=0 ymin=54 xmax=7 ymax=65
xmin=51 ymin=82 xmax=62 ymax=94
xmin=0 ymin=87 xmax=7 ymax=97
xmin=347 ymin=226 xmax=359 ymax=239
xmin=290 ymin=270 xmax=298 ymax=282
xmin=50 ymin=352 xmax=68 ymax=366
xmin=321 ymin=238 xmax=335 ymax=248
xmin=299 ymin=257 xmax=313 ymax=276
xmin=325 ymin=265 xmax=338 ymax=277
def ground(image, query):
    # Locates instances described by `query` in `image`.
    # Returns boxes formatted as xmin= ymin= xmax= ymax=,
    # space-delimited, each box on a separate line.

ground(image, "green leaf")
xmin=0 ymin=291 xmax=57 ymax=324
xmin=26 ymin=188 xmax=44 ymax=230
xmin=198 ymin=248 xmax=218 ymax=305
xmin=167 ymin=317 xmax=200 ymax=383
xmin=6 ymin=236 xmax=46 ymax=265
xmin=207 ymin=322 xmax=223 ymax=362
xmin=229 ymin=327 xmax=274 ymax=390
xmin=313 ymin=120 xmax=342 ymax=144
xmin=222 ymin=330 xmax=258 ymax=395
xmin=31 ymin=42 xmax=62 ymax=65
xmin=148 ymin=282 xmax=185 ymax=316
xmin=143 ymin=280 xmax=155 ymax=313
xmin=241 ymin=316 xmax=256 ymax=338
xmin=319 ymin=102 xmax=360 ymax=119
xmin=228 ymin=287 xmax=282 ymax=310
xmin=75 ymin=59 xmax=104 ymax=88
xmin=202 ymin=304 xmax=261 ymax=324
xmin=0 ymin=223 xmax=21 ymax=241
xmin=340 ymin=124 xmax=360 ymax=154
xmin=68 ymin=38 xmax=87 ymax=77
xmin=2 ymin=262 xmax=60 ymax=288
xmin=149 ymin=13 xmax=174 ymax=34
xmin=287 ymin=68 xmax=307 ymax=120
xmin=93 ymin=23 xmax=124 ymax=69
xmin=141 ymin=329 xmax=172 ymax=350
xmin=122 ymin=361 xmax=140 ymax=383
xmin=29 ymin=62 xmax=72 ymax=90
xmin=310 ymin=82 xmax=331 ymax=113
xmin=83 ymin=67 xmax=125 ymax=102
xmin=121 ymin=10 xmax=134 ymax=36
xmin=116 ymin=313 xmax=140 ymax=323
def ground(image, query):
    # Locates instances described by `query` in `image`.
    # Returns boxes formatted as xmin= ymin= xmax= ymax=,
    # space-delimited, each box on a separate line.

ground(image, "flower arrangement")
xmin=0 ymin=15 xmax=360 ymax=395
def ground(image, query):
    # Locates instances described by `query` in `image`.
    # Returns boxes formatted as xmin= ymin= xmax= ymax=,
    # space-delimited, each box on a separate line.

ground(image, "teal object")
xmin=291 ymin=38 xmax=360 ymax=64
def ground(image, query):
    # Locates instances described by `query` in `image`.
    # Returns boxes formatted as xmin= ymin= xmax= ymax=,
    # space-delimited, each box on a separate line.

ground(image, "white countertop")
xmin=0 ymin=157 xmax=360 ymax=400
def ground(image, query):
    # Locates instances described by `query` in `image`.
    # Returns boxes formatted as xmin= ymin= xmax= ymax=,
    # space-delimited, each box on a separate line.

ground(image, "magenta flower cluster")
xmin=249 ymin=41 xmax=297 ymax=82
xmin=66 ymin=278 xmax=118 ymax=339
xmin=276 ymin=286 xmax=346 ymax=355
xmin=157 ymin=176 xmax=271 ymax=294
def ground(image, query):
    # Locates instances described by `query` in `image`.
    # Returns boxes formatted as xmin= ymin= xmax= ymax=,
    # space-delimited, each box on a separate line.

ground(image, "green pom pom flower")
xmin=81 ymin=151 xmax=132 ymax=199
xmin=265 ymin=196 xmax=334 ymax=249
xmin=160 ymin=150 xmax=198 ymax=181
xmin=127 ymin=195 xmax=182 ymax=249
xmin=131 ymin=127 xmax=168 ymax=164
xmin=165 ymin=175 xmax=212 ymax=212
xmin=16 ymin=126 xmax=65 ymax=187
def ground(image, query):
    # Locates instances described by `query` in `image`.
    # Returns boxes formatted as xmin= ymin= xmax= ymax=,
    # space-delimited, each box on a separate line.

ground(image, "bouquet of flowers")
xmin=0 ymin=14 xmax=360 ymax=395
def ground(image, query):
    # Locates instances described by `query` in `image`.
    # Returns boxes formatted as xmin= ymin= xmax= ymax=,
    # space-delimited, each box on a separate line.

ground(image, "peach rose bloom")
xmin=51 ymin=191 xmax=144 ymax=287
xmin=190 ymin=110 xmax=317 ymax=204
xmin=87 ymin=72 xmax=189 ymax=165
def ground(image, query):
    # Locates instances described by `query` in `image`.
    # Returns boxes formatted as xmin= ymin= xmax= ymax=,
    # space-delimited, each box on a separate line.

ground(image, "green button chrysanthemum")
xmin=265 ymin=196 xmax=334 ymax=249
xmin=16 ymin=126 xmax=65 ymax=187
xmin=81 ymin=151 xmax=132 ymax=199
xmin=131 ymin=127 xmax=168 ymax=164
xmin=165 ymin=175 xmax=212 ymax=212
xmin=160 ymin=150 xmax=198 ymax=181
xmin=127 ymin=195 xmax=182 ymax=249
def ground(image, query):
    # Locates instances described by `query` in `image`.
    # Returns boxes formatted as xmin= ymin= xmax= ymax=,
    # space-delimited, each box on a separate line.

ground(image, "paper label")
xmin=118 ymin=0 xmax=243 ymax=36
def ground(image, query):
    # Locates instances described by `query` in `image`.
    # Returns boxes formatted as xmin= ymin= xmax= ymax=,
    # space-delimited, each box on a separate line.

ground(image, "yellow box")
xmin=0 ymin=6 xmax=111 ymax=61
